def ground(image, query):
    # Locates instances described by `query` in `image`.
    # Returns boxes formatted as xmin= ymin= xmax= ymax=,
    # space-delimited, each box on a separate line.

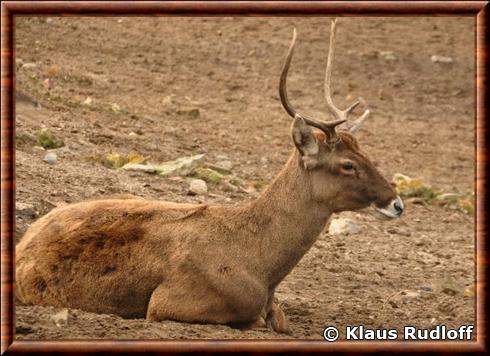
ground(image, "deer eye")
xmin=342 ymin=162 xmax=354 ymax=170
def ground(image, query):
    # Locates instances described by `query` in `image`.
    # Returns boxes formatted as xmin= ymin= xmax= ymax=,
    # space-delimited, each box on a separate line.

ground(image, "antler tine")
xmin=279 ymin=28 xmax=346 ymax=141
xmin=346 ymin=108 xmax=370 ymax=134
xmin=324 ymin=19 xmax=370 ymax=128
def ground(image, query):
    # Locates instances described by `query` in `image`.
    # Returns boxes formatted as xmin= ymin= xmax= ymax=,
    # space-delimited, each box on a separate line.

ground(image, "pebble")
xmin=401 ymin=290 xmax=421 ymax=300
xmin=21 ymin=62 xmax=37 ymax=70
xmin=431 ymin=55 xmax=453 ymax=64
xmin=16 ymin=202 xmax=37 ymax=218
xmin=188 ymin=179 xmax=208 ymax=195
xmin=328 ymin=218 xmax=361 ymax=235
xmin=51 ymin=308 xmax=69 ymax=327
xmin=43 ymin=152 xmax=57 ymax=164
xmin=121 ymin=163 xmax=155 ymax=173
xmin=379 ymin=50 xmax=397 ymax=61
xmin=81 ymin=97 xmax=93 ymax=106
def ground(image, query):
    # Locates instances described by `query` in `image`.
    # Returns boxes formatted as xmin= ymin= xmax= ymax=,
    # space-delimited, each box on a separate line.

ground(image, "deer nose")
xmin=393 ymin=199 xmax=404 ymax=214
xmin=374 ymin=196 xmax=404 ymax=219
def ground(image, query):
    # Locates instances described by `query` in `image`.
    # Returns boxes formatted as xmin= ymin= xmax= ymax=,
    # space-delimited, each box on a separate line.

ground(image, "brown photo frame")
xmin=1 ymin=1 xmax=488 ymax=353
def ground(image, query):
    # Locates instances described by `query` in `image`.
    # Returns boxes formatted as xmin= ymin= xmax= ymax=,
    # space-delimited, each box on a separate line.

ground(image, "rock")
xmin=434 ymin=193 xmax=460 ymax=205
xmin=127 ymin=152 xmax=146 ymax=164
xmin=378 ymin=50 xmax=397 ymax=61
xmin=457 ymin=198 xmax=474 ymax=214
xmin=328 ymin=218 xmax=361 ymax=235
xmin=16 ymin=323 xmax=34 ymax=335
xmin=103 ymin=153 xmax=126 ymax=168
xmin=431 ymin=55 xmax=453 ymax=64
xmin=228 ymin=176 xmax=245 ymax=187
xmin=241 ymin=185 xmax=258 ymax=195
xmin=36 ymin=128 xmax=64 ymax=149
xmin=217 ymin=160 xmax=234 ymax=171
xmin=111 ymin=103 xmax=121 ymax=113
xmin=441 ymin=285 xmax=458 ymax=296
xmin=463 ymin=285 xmax=474 ymax=298
xmin=154 ymin=154 xmax=205 ymax=177
xmin=16 ymin=202 xmax=37 ymax=218
xmin=121 ymin=163 xmax=155 ymax=173
xmin=43 ymin=152 xmax=57 ymax=164
xmin=51 ymin=308 xmax=69 ymax=327
xmin=81 ymin=96 xmax=93 ymax=106
xmin=392 ymin=173 xmax=436 ymax=200
xmin=177 ymin=107 xmax=200 ymax=119
xmin=192 ymin=167 xmax=224 ymax=183
xmin=401 ymin=290 xmax=421 ymax=300
xmin=188 ymin=179 xmax=208 ymax=195
xmin=21 ymin=62 xmax=37 ymax=70
xmin=205 ymin=162 xmax=233 ymax=175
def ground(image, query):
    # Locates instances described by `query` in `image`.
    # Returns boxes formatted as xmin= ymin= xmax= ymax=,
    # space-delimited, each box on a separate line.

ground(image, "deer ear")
xmin=291 ymin=116 xmax=320 ymax=169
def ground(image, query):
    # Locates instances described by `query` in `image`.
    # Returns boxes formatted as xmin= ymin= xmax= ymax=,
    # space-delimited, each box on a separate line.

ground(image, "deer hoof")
xmin=267 ymin=303 xmax=291 ymax=334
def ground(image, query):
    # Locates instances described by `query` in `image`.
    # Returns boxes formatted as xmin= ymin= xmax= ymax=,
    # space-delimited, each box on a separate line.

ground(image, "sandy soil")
xmin=14 ymin=16 xmax=474 ymax=340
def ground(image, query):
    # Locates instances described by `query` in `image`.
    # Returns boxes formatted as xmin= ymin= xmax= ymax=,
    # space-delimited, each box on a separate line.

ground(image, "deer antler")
xmin=324 ymin=19 xmax=370 ymax=135
xmin=279 ymin=28 xmax=346 ymax=147
xmin=279 ymin=19 xmax=370 ymax=147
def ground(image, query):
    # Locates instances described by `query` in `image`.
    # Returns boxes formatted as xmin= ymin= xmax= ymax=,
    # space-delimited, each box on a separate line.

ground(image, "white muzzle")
xmin=374 ymin=196 xmax=404 ymax=218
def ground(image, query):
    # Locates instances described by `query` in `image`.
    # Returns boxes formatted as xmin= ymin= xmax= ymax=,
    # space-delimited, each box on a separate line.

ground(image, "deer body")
xmin=17 ymin=151 xmax=330 ymax=331
xmin=16 ymin=20 xmax=404 ymax=333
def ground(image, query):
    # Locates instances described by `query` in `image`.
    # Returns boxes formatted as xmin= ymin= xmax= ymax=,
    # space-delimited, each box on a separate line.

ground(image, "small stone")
xmin=431 ymin=55 xmax=453 ymax=64
xmin=392 ymin=173 xmax=435 ymax=200
xmin=81 ymin=97 xmax=93 ymax=106
xmin=442 ymin=285 xmax=458 ymax=296
xmin=328 ymin=218 xmax=361 ymax=235
xmin=205 ymin=161 xmax=233 ymax=175
xmin=43 ymin=152 xmax=57 ymax=164
xmin=154 ymin=154 xmax=205 ymax=177
xmin=434 ymin=193 xmax=460 ymax=206
xmin=378 ymin=50 xmax=397 ymax=61
xmin=111 ymin=103 xmax=121 ymax=113
xmin=188 ymin=179 xmax=208 ymax=195
xmin=51 ymin=308 xmax=69 ymax=327
xmin=463 ymin=285 xmax=474 ymax=298
xmin=103 ymin=153 xmax=126 ymax=169
xmin=121 ymin=163 xmax=155 ymax=173
xmin=127 ymin=152 xmax=146 ymax=164
xmin=16 ymin=202 xmax=37 ymax=218
xmin=193 ymin=167 xmax=224 ymax=183
xmin=177 ymin=107 xmax=200 ymax=119
xmin=401 ymin=290 xmax=421 ymax=300
xmin=21 ymin=62 xmax=37 ymax=70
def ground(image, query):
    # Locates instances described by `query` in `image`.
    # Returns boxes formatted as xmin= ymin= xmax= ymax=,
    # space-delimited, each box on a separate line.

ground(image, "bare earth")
xmin=14 ymin=17 xmax=474 ymax=340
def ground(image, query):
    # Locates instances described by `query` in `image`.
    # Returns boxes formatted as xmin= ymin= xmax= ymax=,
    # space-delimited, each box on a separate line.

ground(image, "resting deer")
xmin=16 ymin=20 xmax=403 ymax=334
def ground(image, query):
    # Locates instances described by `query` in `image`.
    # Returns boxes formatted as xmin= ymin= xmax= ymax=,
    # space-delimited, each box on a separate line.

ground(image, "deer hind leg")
xmin=146 ymin=283 xmax=265 ymax=326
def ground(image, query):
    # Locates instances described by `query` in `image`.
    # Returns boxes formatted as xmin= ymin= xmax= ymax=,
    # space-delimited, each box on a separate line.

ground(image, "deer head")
xmin=280 ymin=19 xmax=404 ymax=218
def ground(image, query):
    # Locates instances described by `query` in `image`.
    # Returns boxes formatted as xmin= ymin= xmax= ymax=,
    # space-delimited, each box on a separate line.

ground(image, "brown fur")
xmin=16 ymin=128 xmax=397 ymax=333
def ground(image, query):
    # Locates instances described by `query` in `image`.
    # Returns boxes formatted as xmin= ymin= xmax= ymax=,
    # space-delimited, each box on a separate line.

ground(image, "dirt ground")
xmin=14 ymin=16 xmax=475 ymax=340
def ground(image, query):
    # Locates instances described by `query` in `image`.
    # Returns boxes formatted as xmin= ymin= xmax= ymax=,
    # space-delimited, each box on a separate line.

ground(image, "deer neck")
xmin=247 ymin=149 xmax=332 ymax=288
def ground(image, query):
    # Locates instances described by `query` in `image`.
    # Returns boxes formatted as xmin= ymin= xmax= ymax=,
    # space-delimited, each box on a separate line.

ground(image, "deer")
xmin=15 ymin=19 xmax=404 ymax=335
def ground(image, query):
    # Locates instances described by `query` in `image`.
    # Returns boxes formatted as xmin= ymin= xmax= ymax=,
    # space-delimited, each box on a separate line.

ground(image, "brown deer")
xmin=16 ymin=20 xmax=403 ymax=334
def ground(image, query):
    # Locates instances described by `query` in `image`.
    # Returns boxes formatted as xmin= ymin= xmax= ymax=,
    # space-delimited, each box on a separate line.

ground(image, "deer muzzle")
xmin=374 ymin=196 xmax=404 ymax=219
